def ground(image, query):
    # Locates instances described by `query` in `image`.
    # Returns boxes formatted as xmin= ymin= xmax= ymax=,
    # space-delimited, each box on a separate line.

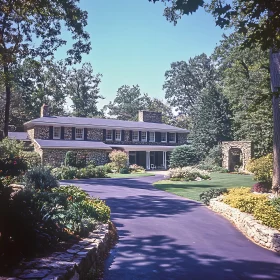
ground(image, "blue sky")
xmin=56 ymin=0 xmax=225 ymax=109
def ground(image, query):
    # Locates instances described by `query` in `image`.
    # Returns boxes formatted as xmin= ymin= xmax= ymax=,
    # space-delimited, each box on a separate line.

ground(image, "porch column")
xmin=146 ymin=151 xmax=150 ymax=170
xmin=163 ymin=151 xmax=167 ymax=169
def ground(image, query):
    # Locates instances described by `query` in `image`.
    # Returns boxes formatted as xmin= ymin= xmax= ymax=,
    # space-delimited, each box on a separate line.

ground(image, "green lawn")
xmin=107 ymin=172 xmax=155 ymax=178
xmin=154 ymin=172 xmax=256 ymax=201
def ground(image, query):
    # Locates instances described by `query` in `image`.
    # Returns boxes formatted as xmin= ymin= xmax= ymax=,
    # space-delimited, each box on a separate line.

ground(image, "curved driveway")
xmin=64 ymin=175 xmax=280 ymax=280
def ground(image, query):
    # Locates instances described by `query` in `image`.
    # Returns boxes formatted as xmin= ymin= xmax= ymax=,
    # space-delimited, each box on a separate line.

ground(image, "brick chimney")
xmin=138 ymin=111 xmax=162 ymax=123
xmin=40 ymin=104 xmax=49 ymax=117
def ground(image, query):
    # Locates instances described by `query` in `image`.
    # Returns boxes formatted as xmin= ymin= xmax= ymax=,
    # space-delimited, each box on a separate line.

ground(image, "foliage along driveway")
xmin=63 ymin=175 xmax=280 ymax=280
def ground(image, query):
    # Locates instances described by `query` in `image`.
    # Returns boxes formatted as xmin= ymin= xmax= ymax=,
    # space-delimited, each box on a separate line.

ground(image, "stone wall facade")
xmin=64 ymin=127 xmax=72 ymax=140
xmin=138 ymin=111 xmax=162 ymax=123
xmin=87 ymin=128 xmax=103 ymax=141
xmin=27 ymin=128 xmax=34 ymax=140
xmin=33 ymin=126 xmax=50 ymax=139
xmin=222 ymin=141 xmax=252 ymax=171
xmin=10 ymin=222 xmax=118 ymax=280
xmin=178 ymin=133 xmax=188 ymax=145
xmin=210 ymin=197 xmax=280 ymax=252
xmin=42 ymin=149 xmax=109 ymax=167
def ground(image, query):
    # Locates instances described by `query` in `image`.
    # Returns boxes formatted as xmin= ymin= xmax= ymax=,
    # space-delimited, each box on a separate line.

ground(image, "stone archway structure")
xmin=222 ymin=141 xmax=252 ymax=171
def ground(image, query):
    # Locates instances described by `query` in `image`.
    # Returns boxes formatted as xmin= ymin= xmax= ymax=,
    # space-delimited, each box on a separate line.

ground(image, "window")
xmin=132 ymin=131 xmax=139 ymax=141
xmin=106 ymin=130 xmax=112 ymax=140
xmin=141 ymin=131 xmax=147 ymax=142
xmin=75 ymin=128 xmax=84 ymax=140
xmin=53 ymin=127 xmax=61 ymax=139
xmin=115 ymin=130 xmax=121 ymax=141
xmin=161 ymin=132 xmax=167 ymax=142
xmin=169 ymin=133 xmax=176 ymax=143
xmin=149 ymin=132 xmax=155 ymax=142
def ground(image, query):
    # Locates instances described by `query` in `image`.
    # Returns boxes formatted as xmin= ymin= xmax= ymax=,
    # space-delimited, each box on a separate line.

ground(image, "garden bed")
xmin=2 ymin=222 xmax=118 ymax=280
xmin=209 ymin=197 xmax=280 ymax=252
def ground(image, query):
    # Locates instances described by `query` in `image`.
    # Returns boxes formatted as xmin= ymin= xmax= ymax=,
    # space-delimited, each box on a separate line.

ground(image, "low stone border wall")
xmin=8 ymin=222 xmax=118 ymax=280
xmin=210 ymin=197 xmax=280 ymax=252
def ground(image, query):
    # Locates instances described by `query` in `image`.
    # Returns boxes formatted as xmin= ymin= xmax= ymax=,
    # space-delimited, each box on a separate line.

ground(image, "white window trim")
xmin=169 ymin=132 xmax=176 ymax=143
xmin=141 ymin=131 xmax=147 ymax=142
xmin=132 ymin=131 xmax=139 ymax=142
xmin=149 ymin=131 xmax=155 ymax=142
xmin=115 ymin=130 xmax=121 ymax=141
xmin=161 ymin=132 xmax=167 ymax=143
xmin=106 ymin=130 xmax=113 ymax=141
xmin=75 ymin=128 xmax=84 ymax=140
xmin=53 ymin=126 xmax=61 ymax=140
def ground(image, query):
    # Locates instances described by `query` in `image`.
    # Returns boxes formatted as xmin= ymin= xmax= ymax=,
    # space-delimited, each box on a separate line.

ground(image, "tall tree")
xmin=191 ymin=85 xmax=232 ymax=156
xmin=213 ymin=33 xmax=273 ymax=157
xmin=163 ymin=54 xmax=216 ymax=114
xmin=105 ymin=85 xmax=148 ymax=121
xmin=67 ymin=62 xmax=103 ymax=117
xmin=0 ymin=0 xmax=91 ymax=137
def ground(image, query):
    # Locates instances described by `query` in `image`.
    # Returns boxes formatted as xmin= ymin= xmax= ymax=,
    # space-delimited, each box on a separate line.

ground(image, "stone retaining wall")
xmin=210 ymin=197 xmax=280 ymax=252
xmin=9 ymin=222 xmax=118 ymax=280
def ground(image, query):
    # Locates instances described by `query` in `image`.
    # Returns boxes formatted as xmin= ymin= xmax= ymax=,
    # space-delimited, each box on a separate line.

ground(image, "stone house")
xmin=11 ymin=105 xmax=189 ymax=169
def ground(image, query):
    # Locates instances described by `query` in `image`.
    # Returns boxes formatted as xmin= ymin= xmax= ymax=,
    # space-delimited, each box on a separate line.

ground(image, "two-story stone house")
xmin=18 ymin=105 xmax=189 ymax=169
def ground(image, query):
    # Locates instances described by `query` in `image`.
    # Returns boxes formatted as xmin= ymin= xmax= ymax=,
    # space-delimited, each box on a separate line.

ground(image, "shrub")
xmin=200 ymin=188 xmax=228 ymax=205
xmin=19 ymin=151 xmax=41 ymax=169
xmin=0 ymin=138 xmax=25 ymax=158
xmin=201 ymin=145 xmax=223 ymax=167
xmin=24 ymin=166 xmax=59 ymax=190
xmin=94 ymin=166 xmax=106 ymax=178
xmin=75 ymin=155 xmax=87 ymax=168
xmin=251 ymin=182 xmax=271 ymax=193
xmin=52 ymin=166 xmax=78 ymax=180
xmin=53 ymin=185 xmax=88 ymax=202
xmin=169 ymin=167 xmax=210 ymax=181
xmin=223 ymin=187 xmax=268 ymax=213
xmin=270 ymin=197 xmax=280 ymax=212
xmin=196 ymin=163 xmax=228 ymax=173
xmin=109 ymin=150 xmax=128 ymax=172
xmin=120 ymin=167 xmax=130 ymax=174
xmin=103 ymin=163 xmax=114 ymax=173
xmin=65 ymin=151 xmax=77 ymax=167
xmin=129 ymin=164 xmax=145 ymax=173
xmin=0 ymin=157 xmax=27 ymax=177
xmin=170 ymin=145 xmax=199 ymax=168
xmin=246 ymin=154 xmax=273 ymax=183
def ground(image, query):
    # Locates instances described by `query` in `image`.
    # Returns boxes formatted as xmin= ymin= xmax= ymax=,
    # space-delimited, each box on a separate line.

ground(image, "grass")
xmin=107 ymin=172 xmax=155 ymax=178
xmin=154 ymin=172 xmax=257 ymax=201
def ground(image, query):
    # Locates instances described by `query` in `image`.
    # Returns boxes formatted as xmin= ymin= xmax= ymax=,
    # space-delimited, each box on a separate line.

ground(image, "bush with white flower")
xmin=169 ymin=167 xmax=210 ymax=181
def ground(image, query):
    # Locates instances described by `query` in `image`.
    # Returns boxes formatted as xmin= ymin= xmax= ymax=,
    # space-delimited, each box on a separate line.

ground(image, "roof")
xmin=24 ymin=116 xmax=189 ymax=133
xmin=109 ymin=144 xmax=176 ymax=151
xmin=35 ymin=139 xmax=112 ymax=150
xmin=8 ymin=132 xmax=30 ymax=141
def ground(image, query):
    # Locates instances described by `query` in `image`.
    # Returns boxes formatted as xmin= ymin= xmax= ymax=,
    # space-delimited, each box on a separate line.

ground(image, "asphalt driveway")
xmin=63 ymin=175 xmax=280 ymax=280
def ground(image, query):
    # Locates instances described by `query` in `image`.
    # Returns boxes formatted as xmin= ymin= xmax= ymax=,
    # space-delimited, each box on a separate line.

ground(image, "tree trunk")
xmin=272 ymin=94 xmax=280 ymax=188
xmin=4 ymin=65 xmax=11 ymax=138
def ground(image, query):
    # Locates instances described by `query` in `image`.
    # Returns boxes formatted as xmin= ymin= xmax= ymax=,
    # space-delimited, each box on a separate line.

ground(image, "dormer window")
xmin=75 ymin=128 xmax=84 ymax=140
xmin=53 ymin=127 xmax=61 ymax=139
xmin=169 ymin=133 xmax=176 ymax=143
xmin=161 ymin=132 xmax=167 ymax=142
xmin=106 ymin=130 xmax=113 ymax=140
xmin=132 ymin=131 xmax=139 ymax=141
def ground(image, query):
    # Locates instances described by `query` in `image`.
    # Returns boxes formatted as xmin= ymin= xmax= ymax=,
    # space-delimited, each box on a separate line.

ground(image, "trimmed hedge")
xmin=170 ymin=145 xmax=199 ymax=168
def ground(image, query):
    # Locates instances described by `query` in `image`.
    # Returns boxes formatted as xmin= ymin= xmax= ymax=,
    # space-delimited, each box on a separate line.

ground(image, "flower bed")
xmin=169 ymin=167 xmax=210 ymax=181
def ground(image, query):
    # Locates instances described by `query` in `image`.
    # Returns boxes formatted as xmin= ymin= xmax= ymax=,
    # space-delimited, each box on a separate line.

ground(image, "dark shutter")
xmin=147 ymin=131 xmax=150 ymax=142
xmin=103 ymin=129 xmax=106 ymax=141
xmin=113 ymin=130 xmax=115 ymax=141
xmin=72 ymin=127 xmax=75 ymax=140
xmin=49 ymin=126 xmax=53 ymax=140
xmin=167 ymin=132 xmax=170 ymax=143
xmin=121 ymin=130 xmax=125 ymax=141
xmin=176 ymin=133 xmax=179 ymax=143
xmin=139 ymin=131 xmax=141 ymax=142
xmin=155 ymin=132 xmax=161 ymax=142
xmin=61 ymin=127 xmax=64 ymax=140
xmin=84 ymin=128 xmax=88 ymax=141
xmin=129 ymin=130 xmax=132 ymax=141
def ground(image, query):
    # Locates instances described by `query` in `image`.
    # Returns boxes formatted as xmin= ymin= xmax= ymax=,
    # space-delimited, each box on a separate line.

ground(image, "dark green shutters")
xmin=147 ymin=131 xmax=150 ymax=142
xmin=84 ymin=128 xmax=88 ymax=141
xmin=155 ymin=132 xmax=161 ymax=142
xmin=49 ymin=126 xmax=53 ymax=140
xmin=103 ymin=129 xmax=106 ymax=141
xmin=121 ymin=130 xmax=125 ymax=141
xmin=72 ymin=127 xmax=75 ymax=140
xmin=61 ymin=127 xmax=64 ymax=140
